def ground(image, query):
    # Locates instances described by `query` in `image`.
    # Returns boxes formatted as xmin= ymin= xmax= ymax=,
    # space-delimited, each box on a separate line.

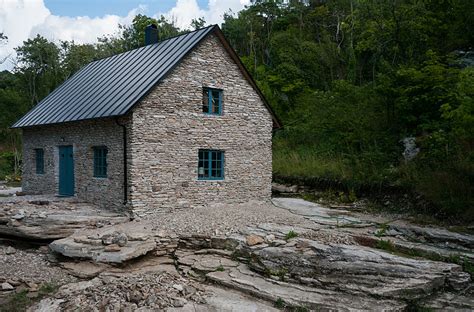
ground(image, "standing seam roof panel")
xmin=57 ymin=43 xmax=157 ymax=123
xmin=44 ymin=46 xmax=146 ymax=125
xmin=102 ymin=32 xmax=196 ymax=117
xmin=113 ymin=28 xmax=212 ymax=116
xmin=86 ymin=33 xmax=191 ymax=119
xmin=12 ymin=25 xmax=216 ymax=128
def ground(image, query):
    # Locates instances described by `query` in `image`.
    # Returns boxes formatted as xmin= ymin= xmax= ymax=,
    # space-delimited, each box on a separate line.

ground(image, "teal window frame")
xmin=93 ymin=146 xmax=108 ymax=178
xmin=202 ymin=87 xmax=222 ymax=115
xmin=198 ymin=149 xmax=224 ymax=180
xmin=35 ymin=148 xmax=44 ymax=174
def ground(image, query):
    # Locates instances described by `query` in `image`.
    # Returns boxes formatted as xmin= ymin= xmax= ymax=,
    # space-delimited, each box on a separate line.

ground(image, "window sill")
xmin=197 ymin=178 xmax=225 ymax=181
xmin=203 ymin=113 xmax=222 ymax=117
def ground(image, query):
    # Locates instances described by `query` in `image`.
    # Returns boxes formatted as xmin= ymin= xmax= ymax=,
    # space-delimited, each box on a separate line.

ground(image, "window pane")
xmin=211 ymin=90 xmax=220 ymax=114
xmin=35 ymin=149 xmax=44 ymax=174
xmin=202 ymin=89 xmax=209 ymax=113
xmin=94 ymin=147 xmax=107 ymax=177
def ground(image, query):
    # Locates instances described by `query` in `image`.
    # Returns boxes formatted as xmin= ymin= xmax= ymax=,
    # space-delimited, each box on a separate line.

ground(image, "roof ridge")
xmin=89 ymin=24 xmax=217 ymax=65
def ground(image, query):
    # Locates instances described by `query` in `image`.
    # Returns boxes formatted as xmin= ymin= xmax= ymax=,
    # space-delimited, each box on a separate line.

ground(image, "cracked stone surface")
xmin=2 ymin=196 xmax=474 ymax=311
xmin=207 ymin=264 xmax=406 ymax=311
xmin=0 ymin=196 xmax=129 ymax=240
xmin=49 ymin=222 xmax=156 ymax=263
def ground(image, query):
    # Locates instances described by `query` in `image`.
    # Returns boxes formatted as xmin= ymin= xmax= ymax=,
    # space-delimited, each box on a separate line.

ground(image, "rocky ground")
xmin=0 ymin=189 xmax=473 ymax=311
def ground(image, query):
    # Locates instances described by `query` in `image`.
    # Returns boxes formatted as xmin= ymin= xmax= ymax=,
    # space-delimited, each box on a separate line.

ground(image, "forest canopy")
xmin=0 ymin=0 xmax=473 ymax=221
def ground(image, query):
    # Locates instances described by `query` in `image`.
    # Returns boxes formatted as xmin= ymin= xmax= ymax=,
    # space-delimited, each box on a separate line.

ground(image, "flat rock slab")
xmin=176 ymin=250 xmax=239 ymax=273
xmin=422 ymin=286 xmax=474 ymax=311
xmin=249 ymin=238 xmax=471 ymax=299
xmin=168 ymin=285 xmax=280 ymax=312
xmin=389 ymin=222 xmax=474 ymax=249
xmin=50 ymin=237 xmax=156 ymax=263
xmin=0 ymin=197 xmax=128 ymax=240
xmin=272 ymin=197 xmax=372 ymax=227
xmin=49 ymin=222 xmax=156 ymax=263
xmin=207 ymin=264 xmax=406 ymax=311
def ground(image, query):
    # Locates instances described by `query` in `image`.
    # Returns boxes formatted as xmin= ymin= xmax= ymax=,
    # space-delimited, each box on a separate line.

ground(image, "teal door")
xmin=59 ymin=146 xmax=74 ymax=196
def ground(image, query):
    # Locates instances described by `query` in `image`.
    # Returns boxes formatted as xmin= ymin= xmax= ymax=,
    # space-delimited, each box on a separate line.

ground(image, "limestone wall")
xmin=22 ymin=118 xmax=126 ymax=210
xmin=128 ymin=33 xmax=273 ymax=216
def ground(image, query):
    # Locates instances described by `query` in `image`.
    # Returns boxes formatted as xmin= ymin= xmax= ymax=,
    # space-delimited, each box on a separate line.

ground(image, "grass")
xmin=285 ymin=231 xmax=298 ymax=240
xmin=375 ymin=223 xmax=389 ymax=237
xmin=273 ymin=140 xmax=474 ymax=224
xmin=216 ymin=265 xmax=225 ymax=272
xmin=0 ymin=282 xmax=59 ymax=312
xmin=371 ymin=237 xmax=474 ymax=278
xmin=275 ymin=298 xmax=285 ymax=308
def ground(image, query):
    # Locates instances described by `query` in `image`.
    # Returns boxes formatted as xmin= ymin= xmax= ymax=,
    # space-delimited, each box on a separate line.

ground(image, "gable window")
xmin=198 ymin=149 xmax=224 ymax=180
xmin=202 ymin=87 xmax=222 ymax=115
xmin=93 ymin=146 xmax=108 ymax=178
xmin=35 ymin=149 xmax=44 ymax=174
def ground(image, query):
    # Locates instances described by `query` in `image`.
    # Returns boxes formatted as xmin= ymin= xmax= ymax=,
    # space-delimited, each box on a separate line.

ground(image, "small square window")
xmin=35 ymin=149 xmax=44 ymax=174
xmin=202 ymin=87 xmax=222 ymax=115
xmin=93 ymin=146 xmax=108 ymax=178
xmin=198 ymin=149 xmax=224 ymax=180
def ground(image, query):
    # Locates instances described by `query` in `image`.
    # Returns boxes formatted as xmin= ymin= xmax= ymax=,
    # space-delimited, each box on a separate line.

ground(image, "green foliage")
xmin=0 ymin=282 xmax=58 ymax=312
xmin=375 ymin=240 xmax=396 ymax=253
xmin=0 ymin=2 xmax=472 ymax=222
xmin=274 ymin=297 xmax=285 ymax=309
xmin=285 ymin=230 xmax=298 ymax=240
xmin=0 ymin=152 xmax=16 ymax=179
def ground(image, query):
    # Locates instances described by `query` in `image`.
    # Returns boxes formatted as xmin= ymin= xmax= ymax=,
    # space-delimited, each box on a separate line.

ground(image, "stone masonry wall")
xmin=22 ymin=118 xmax=126 ymax=210
xmin=128 ymin=33 xmax=273 ymax=216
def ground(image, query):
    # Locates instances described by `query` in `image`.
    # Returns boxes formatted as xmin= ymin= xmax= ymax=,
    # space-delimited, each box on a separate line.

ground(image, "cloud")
xmin=0 ymin=0 xmax=144 ymax=71
xmin=161 ymin=0 xmax=250 ymax=29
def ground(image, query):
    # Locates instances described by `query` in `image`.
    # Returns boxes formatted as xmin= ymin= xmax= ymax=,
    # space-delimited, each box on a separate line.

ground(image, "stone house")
xmin=13 ymin=25 xmax=280 ymax=216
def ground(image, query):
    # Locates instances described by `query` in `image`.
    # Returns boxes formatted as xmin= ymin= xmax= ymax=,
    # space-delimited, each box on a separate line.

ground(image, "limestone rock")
xmin=5 ymin=246 xmax=16 ymax=255
xmin=247 ymin=238 xmax=471 ymax=300
xmin=101 ymin=231 xmax=128 ymax=247
xmin=207 ymin=264 xmax=406 ymax=311
xmin=246 ymin=234 xmax=264 ymax=246
xmin=0 ymin=198 xmax=129 ymax=240
xmin=1 ymin=282 xmax=14 ymax=290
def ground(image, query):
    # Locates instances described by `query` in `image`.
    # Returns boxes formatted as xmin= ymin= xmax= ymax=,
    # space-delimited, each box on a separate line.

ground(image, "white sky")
xmin=0 ymin=0 xmax=250 ymax=71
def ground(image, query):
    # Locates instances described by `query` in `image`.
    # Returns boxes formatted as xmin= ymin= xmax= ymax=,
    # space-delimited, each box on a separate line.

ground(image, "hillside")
xmin=0 ymin=1 xmax=473 ymax=222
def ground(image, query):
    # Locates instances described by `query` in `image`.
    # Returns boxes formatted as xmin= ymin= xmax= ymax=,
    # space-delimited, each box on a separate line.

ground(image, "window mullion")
xmin=208 ymin=150 xmax=212 ymax=178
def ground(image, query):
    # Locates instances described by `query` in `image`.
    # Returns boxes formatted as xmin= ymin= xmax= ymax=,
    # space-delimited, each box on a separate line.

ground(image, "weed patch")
xmin=285 ymin=231 xmax=298 ymax=240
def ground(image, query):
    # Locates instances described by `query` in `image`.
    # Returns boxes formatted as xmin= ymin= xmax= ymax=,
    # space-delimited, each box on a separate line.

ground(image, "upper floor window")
xmin=35 ymin=149 xmax=44 ymax=174
xmin=203 ymin=87 xmax=222 ymax=115
xmin=93 ymin=146 xmax=108 ymax=178
xmin=198 ymin=149 xmax=224 ymax=180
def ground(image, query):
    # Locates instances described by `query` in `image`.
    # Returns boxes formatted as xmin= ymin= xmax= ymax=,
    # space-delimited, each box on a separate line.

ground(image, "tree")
xmin=15 ymin=35 xmax=62 ymax=106
xmin=191 ymin=17 xmax=206 ymax=30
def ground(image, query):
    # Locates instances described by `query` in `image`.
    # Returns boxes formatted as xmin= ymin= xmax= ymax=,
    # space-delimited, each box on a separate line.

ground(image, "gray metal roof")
xmin=13 ymin=25 xmax=216 ymax=128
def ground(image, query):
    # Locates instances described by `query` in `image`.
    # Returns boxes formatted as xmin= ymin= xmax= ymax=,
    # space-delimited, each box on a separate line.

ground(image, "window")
xmin=198 ymin=149 xmax=224 ymax=180
xmin=35 ymin=149 xmax=44 ymax=174
xmin=203 ymin=87 xmax=222 ymax=115
xmin=93 ymin=146 xmax=108 ymax=178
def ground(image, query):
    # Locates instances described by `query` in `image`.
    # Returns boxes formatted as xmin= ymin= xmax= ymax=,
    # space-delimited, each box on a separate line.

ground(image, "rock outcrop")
xmin=0 ymin=198 xmax=128 ymax=240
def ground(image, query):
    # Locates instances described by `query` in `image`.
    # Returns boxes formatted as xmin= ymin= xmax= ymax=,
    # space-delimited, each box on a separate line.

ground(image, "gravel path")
xmin=149 ymin=200 xmax=315 ymax=236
